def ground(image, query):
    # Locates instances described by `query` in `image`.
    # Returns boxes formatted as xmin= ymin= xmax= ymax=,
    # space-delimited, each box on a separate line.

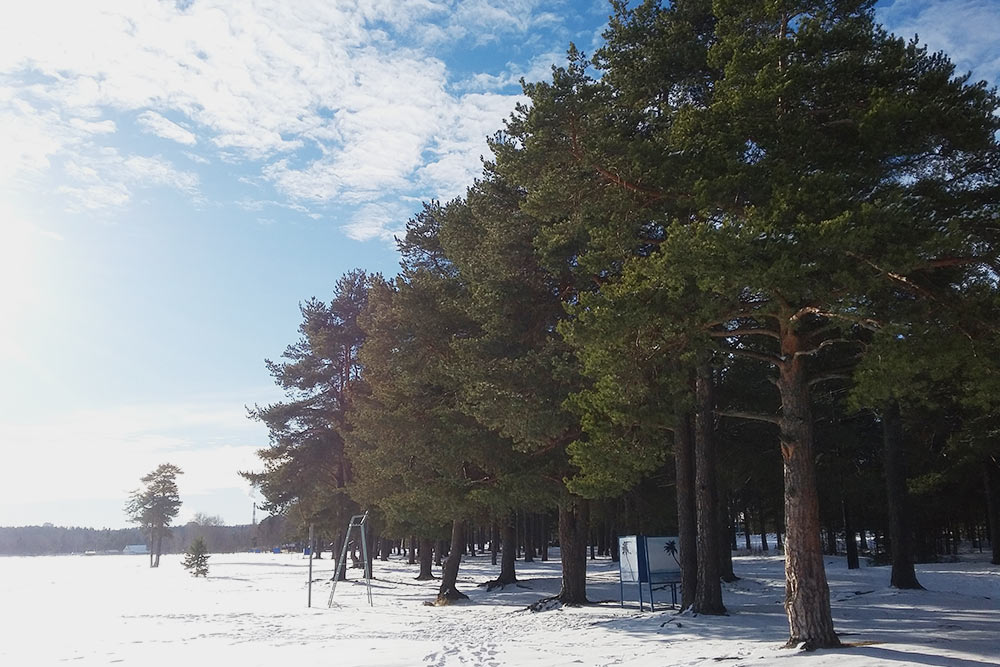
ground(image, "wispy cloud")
xmin=137 ymin=110 xmax=197 ymax=145
xmin=58 ymin=148 xmax=198 ymax=212
xmin=877 ymin=0 xmax=1000 ymax=85
xmin=0 ymin=0 xmax=569 ymax=228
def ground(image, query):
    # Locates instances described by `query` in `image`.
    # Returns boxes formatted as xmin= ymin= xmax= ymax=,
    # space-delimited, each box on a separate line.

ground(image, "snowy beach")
xmin=1 ymin=551 xmax=996 ymax=666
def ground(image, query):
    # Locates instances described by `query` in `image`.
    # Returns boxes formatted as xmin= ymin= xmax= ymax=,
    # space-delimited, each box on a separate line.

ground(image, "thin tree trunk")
xmin=490 ymin=522 xmax=498 ymax=566
xmin=674 ymin=409 xmax=698 ymax=611
xmin=694 ymin=364 xmax=726 ymax=614
xmin=540 ymin=514 xmax=549 ymax=561
xmin=883 ymin=401 xmax=923 ymax=589
xmin=555 ymin=498 xmax=589 ymax=604
xmin=416 ymin=538 xmax=436 ymax=580
xmin=743 ymin=509 xmax=753 ymax=550
xmin=759 ymin=506 xmax=770 ymax=552
xmin=843 ymin=499 xmax=859 ymax=570
xmin=985 ymin=463 xmax=1000 ymax=566
xmin=408 ymin=535 xmax=416 ymax=565
xmin=776 ymin=331 xmax=839 ymax=649
xmin=154 ymin=531 xmax=163 ymax=568
xmin=524 ymin=514 xmax=534 ymax=562
xmin=435 ymin=520 xmax=468 ymax=604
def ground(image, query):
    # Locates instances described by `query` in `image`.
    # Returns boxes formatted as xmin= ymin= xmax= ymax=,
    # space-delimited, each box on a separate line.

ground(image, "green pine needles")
xmin=182 ymin=537 xmax=210 ymax=577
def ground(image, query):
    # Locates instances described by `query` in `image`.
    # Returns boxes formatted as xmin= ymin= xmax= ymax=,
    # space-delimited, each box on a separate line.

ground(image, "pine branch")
xmin=716 ymin=410 xmax=781 ymax=426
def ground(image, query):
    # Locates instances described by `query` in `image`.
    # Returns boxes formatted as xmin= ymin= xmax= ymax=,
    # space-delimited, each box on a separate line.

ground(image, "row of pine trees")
xmin=244 ymin=0 xmax=1000 ymax=650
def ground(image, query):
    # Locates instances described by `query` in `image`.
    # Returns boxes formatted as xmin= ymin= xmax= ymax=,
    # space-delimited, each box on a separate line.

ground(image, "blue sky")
xmin=1 ymin=0 xmax=997 ymax=529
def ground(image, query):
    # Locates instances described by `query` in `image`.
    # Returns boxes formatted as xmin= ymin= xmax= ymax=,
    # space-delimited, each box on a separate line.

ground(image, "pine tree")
xmin=125 ymin=463 xmax=183 ymax=568
xmin=182 ymin=537 xmax=209 ymax=577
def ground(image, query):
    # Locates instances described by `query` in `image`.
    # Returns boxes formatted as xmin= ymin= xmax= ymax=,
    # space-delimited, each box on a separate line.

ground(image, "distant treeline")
xmin=0 ymin=516 xmax=288 ymax=556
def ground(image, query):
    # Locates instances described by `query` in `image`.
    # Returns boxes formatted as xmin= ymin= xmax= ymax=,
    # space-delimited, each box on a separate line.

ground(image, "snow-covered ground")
xmin=1 ymin=549 xmax=997 ymax=666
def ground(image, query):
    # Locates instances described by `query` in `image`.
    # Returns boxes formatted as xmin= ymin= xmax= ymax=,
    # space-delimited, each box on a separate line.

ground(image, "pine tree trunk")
xmin=540 ymin=514 xmax=549 ymax=561
xmin=408 ymin=535 xmax=416 ymax=565
xmin=759 ymin=506 xmax=770 ymax=552
xmin=332 ymin=532 xmax=347 ymax=581
xmin=486 ymin=513 xmax=518 ymax=589
xmin=153 ymin=531 xmax=163 ymax=568
xmin=744 ymin=510 xmax=753 ymax=550
xmin=416 ymin=538 xmax=436 ymax=580
xmin=435 ymin=520 xmax=468 ymax=604
xmin=435 ymin=539 xmax=445 ymax=566
xmin=490 ymin=522 xmax=498 ymax=566
xmin=674 ymin=409 xmax=698 ymax=611
xmin=718 ymin=487 xmax=738 ymax=583
xmin=843 ymin=499 xmax=859 ymax=570
xmin=524 ymin=514 xmax=534 ymax=562
xmin=985 ymin=463 xmax=1000 ymax=566
xmin=883 ymin=401 xmax=923 ymax=589
xmin=776 ymin=337 xmax=839 ymax=649
xmin=555 ymin=498 xmax=589 ymax=604
xmin=694 ymin=364 xmax=726 ymax=614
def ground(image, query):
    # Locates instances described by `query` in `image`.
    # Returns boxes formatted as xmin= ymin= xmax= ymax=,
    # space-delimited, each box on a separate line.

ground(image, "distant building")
xmin=123 ymin=544 xmax=149 ymax=555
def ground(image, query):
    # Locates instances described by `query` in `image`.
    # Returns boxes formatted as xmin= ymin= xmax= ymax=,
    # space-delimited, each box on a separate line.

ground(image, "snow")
xmin=1 ymin=550 xmax=997 ymax=666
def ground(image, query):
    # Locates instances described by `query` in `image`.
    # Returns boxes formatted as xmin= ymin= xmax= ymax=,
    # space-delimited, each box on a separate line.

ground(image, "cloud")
xmin=58 ymin=148 xmax=199 ymax=212
xmin=0 ymin=0 xmax=576 ymax=232
xmin=877 ymin=0 xmax=1000 ymax=86
xmin=137 ymin=110 xmax=197 ymax=145
xmin=343 ymin=202 xmax=411 ymax=242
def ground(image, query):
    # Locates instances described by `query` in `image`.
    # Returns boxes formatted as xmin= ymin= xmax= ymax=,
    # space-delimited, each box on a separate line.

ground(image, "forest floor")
xmin=1 ymin=548 xmax=996 ymax=666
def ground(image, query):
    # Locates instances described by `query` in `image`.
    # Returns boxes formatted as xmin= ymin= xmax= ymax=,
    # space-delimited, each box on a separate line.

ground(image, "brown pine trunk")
xmin=674 ymin=409 xmax=698 ymax=611
xmin=555 ymin=498 xmax=589 ymax=604
xmin=985 ymin=463 xmax=1000 ymax=566
xmin=776 ymin=330 xmax=839 ymax=649
xmin=883 ymin=401 xmax=923 ymax=589
xmin=435 ymin=520 xmax=468 ymax=604
xmin=694 ymin=364 xmax=726 ymax=614
xmin=408 ymin=535 xmax=416 ymax=565
xmin=485 ymin=513 xmax=518 ymax=589
xmin=416 ymin=538 xmax=436 ymax=580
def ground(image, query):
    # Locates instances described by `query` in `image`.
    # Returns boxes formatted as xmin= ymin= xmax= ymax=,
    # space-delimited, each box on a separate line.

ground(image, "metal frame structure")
xmin=327 ymin=511 xmax=373 ymax=607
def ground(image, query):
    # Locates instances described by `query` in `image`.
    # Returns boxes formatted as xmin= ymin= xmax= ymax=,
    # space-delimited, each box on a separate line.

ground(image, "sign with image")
xmin=618 ymin=535 xmax=682 ymax=611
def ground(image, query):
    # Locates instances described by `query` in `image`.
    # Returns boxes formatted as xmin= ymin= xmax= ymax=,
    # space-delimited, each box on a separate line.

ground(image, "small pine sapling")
xmin=182 ymin=537 xmax=210 ymax=577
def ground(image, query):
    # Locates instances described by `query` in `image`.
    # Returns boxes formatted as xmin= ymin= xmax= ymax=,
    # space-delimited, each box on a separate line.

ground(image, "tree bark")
xmin=153 ymin=530 xmax=163 ymax=568
xmin=883 ymin=400 xmax=923 ymax=589
xmin=759 ymin=506 xmax=770 ymax=552
xmin=416 ymin=537 xmax=436 ymax=580
xmin=694 ymin=364 xmax=726 ymax=614
xmin=408 ymin=535 xmax=416 ymax=565
xmin=719 ymin=488 xmax=738 ymax=583
xmin=485 ymin=513 xmax=518 ymax=589
xmin=776 ymin=332 xmax=839 ymax=649
xmin=843 ymin=499 xmax=859 ymax=570
xmin=540 ymin=514 xmax=549 ymax=561
xmin=435 ymin=520 xmax=468 ymax=604
xmin=555 ymin=498 xmax=589 ymax=604
xmin=674 ymin=409 xmax=698 ymax=611
xmin=985 ymin=462 xmax=1000 ymax=566
xmin=524 ymin=514 xmax=534 ymax=562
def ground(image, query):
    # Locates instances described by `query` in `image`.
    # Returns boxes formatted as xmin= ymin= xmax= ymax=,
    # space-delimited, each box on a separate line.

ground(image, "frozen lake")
xmin=1 ymin=550 xmax=997 ymax=665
